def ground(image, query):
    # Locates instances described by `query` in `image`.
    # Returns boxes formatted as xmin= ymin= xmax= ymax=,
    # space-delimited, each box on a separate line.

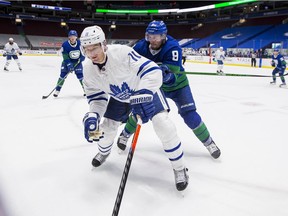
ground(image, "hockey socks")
xmin=123 ymin=115 xmax=137 ymax=137
xmin=192 ymin=121 xmax=212 ymax=146
xmin=55 ymin=77 xmax=66 ymax=91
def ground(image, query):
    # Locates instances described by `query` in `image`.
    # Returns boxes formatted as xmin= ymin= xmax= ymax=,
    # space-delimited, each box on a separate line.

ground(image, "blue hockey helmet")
xmin=146 ymin=20 xmax=167 ymax=35
xmin=68 ymin=30 xmax=78 ymax=37
xmin=273 ymin=49 xmax=279 ymax=52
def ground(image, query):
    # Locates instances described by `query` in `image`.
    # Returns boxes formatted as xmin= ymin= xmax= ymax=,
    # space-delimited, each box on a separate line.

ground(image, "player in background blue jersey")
xmin=53 ymin=30 xmax=85 ymax=97
xmin=117 ymin=20 xmax=221 ymax=159
xmin=270 ymin=49 xmax=286 ymax=88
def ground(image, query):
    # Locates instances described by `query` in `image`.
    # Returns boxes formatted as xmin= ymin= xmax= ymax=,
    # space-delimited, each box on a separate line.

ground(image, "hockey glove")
xmin=160 ymin=64 xmax=176 ymax=85
xmin=83 ymin=112 xmax=101 ymax=143
xmin=18 ymin=52 xmax=22 ymax=56
xmin=3 ymin=53 xmax=7 ymax=57
xmin=271 ymin=60 xmax=275 ymax=67
xmin=66 ymin=62 xmax=75 ymax=73
xmin=130 ymin=89 xmax=155 ymax=124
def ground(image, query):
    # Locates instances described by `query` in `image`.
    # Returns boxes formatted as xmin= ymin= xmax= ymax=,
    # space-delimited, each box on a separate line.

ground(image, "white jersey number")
xmin=172 ymin=50 xmax=179 ymax=61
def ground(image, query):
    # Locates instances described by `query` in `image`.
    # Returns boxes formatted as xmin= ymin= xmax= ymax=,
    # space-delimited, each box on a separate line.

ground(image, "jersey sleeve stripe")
xmin=88 ymin=97 xmax=108 ymax=104
xmin=87 ymin=91 xmax=106 ymax=99
xmin=137 ymin=60 xmax=152 ymax=75
xmin=139 ymin=66 xmax=160 ymax=79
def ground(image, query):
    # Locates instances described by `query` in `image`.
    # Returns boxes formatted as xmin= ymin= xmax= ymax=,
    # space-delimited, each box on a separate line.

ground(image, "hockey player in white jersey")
xmin=214 ymin=46 xmax=225 ymax=75
xmin=80 ymin=25 xmax=189 ymax=191
xmin=3 ymin=38 xmax=22 ymax=71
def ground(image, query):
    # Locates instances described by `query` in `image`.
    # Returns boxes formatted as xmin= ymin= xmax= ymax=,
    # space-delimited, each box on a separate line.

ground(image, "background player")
xmin=53 ymin=30 xmax=85 ymax=97
xmin=270 ymin=49 xmax=286 ymax=87
xmin=3 ymin=38 xmax=22 ymax=71
xmin=214 ymin=46 xmax=225 ymax=75
xmin=117 ymin=20 xmax=221 ymax=159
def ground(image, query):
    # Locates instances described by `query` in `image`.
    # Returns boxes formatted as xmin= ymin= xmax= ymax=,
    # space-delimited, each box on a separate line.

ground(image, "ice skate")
xmin=91 ymin=152 xmax=110 ymax=167
xmin=279 ymin=83 xmax=286 ymax=88
xmin=19 ymin=67 xmax=22 ymax=71
xmin=220 ymin=70 xmax=225 ymax=75
xmin=4 ymin=67 xmax=8 ymax=71
xmin=53 ymin=90 xmax=60 ymax=97
xmin=206 ymin=141 xmax=221 ymax=159
xmin=270 ymin=81 xmax=276 ymax=85
xmin=117 ymin=132 xmax=130 ymax=152
xmin=173 ymin=168 xmax=189 ymax=191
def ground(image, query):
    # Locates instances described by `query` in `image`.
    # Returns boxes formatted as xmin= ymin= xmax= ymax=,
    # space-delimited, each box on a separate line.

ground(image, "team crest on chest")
xmin=109 ymin=82 xmax=134 ymax=100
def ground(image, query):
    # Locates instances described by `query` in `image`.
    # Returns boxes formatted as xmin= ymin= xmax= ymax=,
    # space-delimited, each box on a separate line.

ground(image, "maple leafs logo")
xmin=109 ymin=82 xmax=134 ymax=100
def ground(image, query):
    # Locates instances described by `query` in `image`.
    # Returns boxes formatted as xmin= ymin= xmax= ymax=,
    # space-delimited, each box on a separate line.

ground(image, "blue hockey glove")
xmin=83 ymin=112 xmax=101 ymax=143
xmin=66 ymin=62 xmax=74 ymax=73
xmin=130 ymin=89 xmax=155 ymax=124
xmin=271 ymin=60 xmax=275 ymax=67
xmin=80 ymin=56 xmax=85 ymax=63
xmin=160 ymin=64 xmax=176 ymax=85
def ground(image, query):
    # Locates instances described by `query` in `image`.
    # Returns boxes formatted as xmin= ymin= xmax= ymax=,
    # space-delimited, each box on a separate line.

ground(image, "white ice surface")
xmin=0 ymin=56 xmax=288 ymax=216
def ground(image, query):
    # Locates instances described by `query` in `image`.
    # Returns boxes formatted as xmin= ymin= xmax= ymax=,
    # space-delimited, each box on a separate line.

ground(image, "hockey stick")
xmin=112 ymin=117 xmax=142 ymax=216
xmin=173 ymin=71 xmax=288 ymax=78
xmin=42 ymin=72 xmax=70 ymax=99
xmin=42 ymin=59 xmax=81 ymax=99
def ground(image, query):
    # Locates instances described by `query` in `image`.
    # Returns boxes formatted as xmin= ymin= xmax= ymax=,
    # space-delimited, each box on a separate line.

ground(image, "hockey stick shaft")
xmin=42 ymin=72 xmax=70 ymax=99
xmin=173 ymin=71 xmax=288 ymax=78
xmin=42 ymin=59 xmax=81 ymax=99
xmin=112 ymin=118 xmax=142 ymax=216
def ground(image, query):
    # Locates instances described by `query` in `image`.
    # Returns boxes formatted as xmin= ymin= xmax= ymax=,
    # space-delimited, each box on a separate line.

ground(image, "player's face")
xmin=83 ymin=43 xmax=105 ymax=63
xmin=147 ymin=34 xmax=165 ymax=50
xmin=69 ymin=36 xmax=77 ymax=44
xmin=273 ymin=51 xmax=279 ymax=57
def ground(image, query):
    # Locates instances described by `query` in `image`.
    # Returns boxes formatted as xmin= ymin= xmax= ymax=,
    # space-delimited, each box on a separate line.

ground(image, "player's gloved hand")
xmin=3 ymin=53 xmax=7 ymax=57
xmin=83 ymin=112 xmax=101 ymax=143
xmin=212 ymin=57 xmax=216 ymax=62
xmin=80 ymin=56 xmax=85 ymax=62
xmin=130 ymin=89 xmax=155 ymax=124
xmin=18 ymin=52 xmax=22 ymax=55
xmin=160 ymin=64 xmax=176 ymax=85
xmin=271 ymin=60 xmax=275 ymax=67
xmin=67 ymin=62 xmax=75 ymax=73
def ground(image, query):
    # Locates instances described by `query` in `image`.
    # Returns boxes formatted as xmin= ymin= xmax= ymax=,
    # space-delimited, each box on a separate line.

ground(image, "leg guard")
xmin=98 ymin=118 xmax=121 ymax=155
xmin=15 ymin=59 xmax=21 ymax=67
xmin=181 ymin=110 xmax=212 ymax=146
xmin=5 ymin=59 xmax=11 ymax=67
xmin=55 ymin=77 xmax=66 ymax=91
xmin=152 ymin=111 xmax=185 ymax=170
xmin=123 ymin=115 xmax=137 ymax=136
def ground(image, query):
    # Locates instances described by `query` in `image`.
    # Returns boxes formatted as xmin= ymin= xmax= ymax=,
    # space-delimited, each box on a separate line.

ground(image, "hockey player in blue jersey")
xmin=53 ymin=30 xmax=85 ymax=97
xmin=270 ymin=49 xmax=286 ymax=88
xmin=117 ymin=20 xmax=221 ymax=159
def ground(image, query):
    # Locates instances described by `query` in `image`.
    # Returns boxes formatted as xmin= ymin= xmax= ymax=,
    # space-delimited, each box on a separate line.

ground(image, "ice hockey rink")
xmin=0 ymin=55 xmax=288 ymax=216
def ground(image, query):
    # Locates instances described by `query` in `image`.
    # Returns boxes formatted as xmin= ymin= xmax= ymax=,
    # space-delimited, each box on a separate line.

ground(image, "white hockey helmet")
xmin=220 ymin=46 xmax=223 ymax=50
xmin=8 ymin=38 xmax=14 ymax=42
xmin=80 ymin=25 xmax=106 ymax=47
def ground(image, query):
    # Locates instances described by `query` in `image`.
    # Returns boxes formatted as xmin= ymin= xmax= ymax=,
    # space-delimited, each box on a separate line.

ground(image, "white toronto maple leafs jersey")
xmin=83 ymin=44 xmax=162 ymax=118
xmin=4 ymin=42 xmax=21 ymax=55
xmin=214 ymin=49 xmax=225 ymax=61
